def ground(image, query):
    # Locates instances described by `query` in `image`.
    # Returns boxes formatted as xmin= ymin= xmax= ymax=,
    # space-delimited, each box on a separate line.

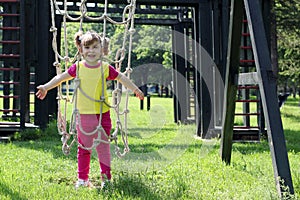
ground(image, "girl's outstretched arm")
xmin=116 ymin=73 xmax=144 ymax=100
xmin=36 ymin=71 xmax=73 ymax=100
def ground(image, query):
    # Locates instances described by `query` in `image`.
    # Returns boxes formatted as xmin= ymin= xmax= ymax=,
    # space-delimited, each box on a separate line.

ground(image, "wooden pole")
xmin=244 ymin=0 xmax=294 ymax=196
xmin=220 ymin=0 xmax=243 ymax=164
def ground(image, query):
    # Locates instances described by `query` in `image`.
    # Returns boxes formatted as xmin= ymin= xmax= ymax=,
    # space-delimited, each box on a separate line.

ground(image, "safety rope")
xmin=49 ymin=0 xmax=136 ymax=157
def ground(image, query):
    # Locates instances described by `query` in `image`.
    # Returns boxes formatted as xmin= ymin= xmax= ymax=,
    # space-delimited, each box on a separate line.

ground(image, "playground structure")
xmin=0 ymin=0 xmax=294 ymax=197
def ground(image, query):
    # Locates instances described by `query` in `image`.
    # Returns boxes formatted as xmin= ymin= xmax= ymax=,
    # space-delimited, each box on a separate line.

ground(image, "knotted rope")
xmin=49 ymin=0 xmax=136 ymax=157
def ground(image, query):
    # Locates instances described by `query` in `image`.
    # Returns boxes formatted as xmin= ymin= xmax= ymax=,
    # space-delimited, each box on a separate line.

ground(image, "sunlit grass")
xmin=0 ymin=95 xmax=299 ymax=199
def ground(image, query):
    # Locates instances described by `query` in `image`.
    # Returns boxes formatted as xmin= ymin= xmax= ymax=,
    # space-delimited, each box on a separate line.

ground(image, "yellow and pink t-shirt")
xmin=68 ymin=61 xmax=119 ymax=114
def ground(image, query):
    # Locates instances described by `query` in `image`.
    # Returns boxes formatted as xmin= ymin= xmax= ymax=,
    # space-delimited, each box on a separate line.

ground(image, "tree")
xmin=110 ymin=24 xmax=172 ymax=87
xmin=132 ymin=25 xmax=172 ymax=86
xmin=275 ymin=0 xmax=300 ymax=96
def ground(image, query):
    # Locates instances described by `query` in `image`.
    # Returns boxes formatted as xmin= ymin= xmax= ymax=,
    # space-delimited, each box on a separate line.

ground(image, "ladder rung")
xmin=0 ymin=27 xmax=20 ymax=30
xmin=240 ymin=59 xmax=255 ymax=63
xmin=0 ymin=0 xmax=20 ymax=2
xmin=238 ymin=85 xmax=259 ymax=89
xmin=234 ymin=126 xmax=260 ymax=129
xmin=0 ymin=13 xmax=20 ymax=17
xmin=0 ymin=122 xmax=19 ymax=125
xmin=0 ymin=81 xmax=20 ymax=85
xmin=0 ymin=109 xmax=19 ymax=112
xmin=241 ymin=46 xmax=252 ymax=49
xmin=239 ymin=64 xmax=256 ymax=68
xmin=0 ymin=40 xmax=20 ymax=44
xmin=0 ymin=95 xmax=20 ymax=99
xmin=235 ymin=113 xmax=260 ymax=116
xmin=0 ymin=122 xmax=38 ymax=131
xmin=0 ymin=54 xmax=20 ymax=58
xmin=235 ymin=99 xmax=260 ymax=103
xmin=0 ymin=67 xmax=20 ymax=71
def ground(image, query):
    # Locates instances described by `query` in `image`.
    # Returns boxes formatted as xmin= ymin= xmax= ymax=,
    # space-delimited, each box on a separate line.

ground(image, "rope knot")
xmin=103 ymin=13 xmax=108 ymax=18
xmin=120 ymin=47 xmax=126 ymax=53
xmin=49 ymin=26 xmax=57 ymax=32
xmin=110 ymin=134 xmax=117 ymax=141
xmin=62 ymin=144 xmax=70 ymax=156
xmin=53 ymin=62 xmax=61 ymax=68
xmin=74 ymin=78 xmax=80 ymax=88
xmin=100 ymin=96 xmax=106 ymax=101
xmin=126 ymin=67 xmax=133 ymax=73
xmin=93 ymin=139 xmax=101 ymax=146
xmin=61 ymin=132 xmax=70 ymax=144
xmin=124 ymin=147 xmax=130 ymax=153
xmin=96 ymin=125 xmax=103 ymax=131
xmin=113 ymin=88 xmax=121 ymax=95
xmin=129 ymin=28 xmax=136 ymax=34
xmin=63 ymin=56 xmax=70 ymax=62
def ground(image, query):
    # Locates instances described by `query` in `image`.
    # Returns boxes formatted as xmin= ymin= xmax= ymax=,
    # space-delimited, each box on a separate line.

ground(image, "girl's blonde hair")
xmin=74 ymin=30 xmax=110 ymax=56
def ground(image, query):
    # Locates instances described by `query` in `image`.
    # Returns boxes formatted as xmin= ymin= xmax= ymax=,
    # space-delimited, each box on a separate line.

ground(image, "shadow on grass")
xmin=99 ymin=175 xmax=163 ymax=200
xmin=11 ymin=122 xmax=195 ymax=162
xmin=10 ymin=100 xmax=300 ymax=164
xmin=45 ymin=173 xmax=164 ymax=199
xmin=284 ymin=129 xmax=300 ymax=153
xmin=283 ymin=98 xmax=300 ymax=107
xmin=0 ymin=181 xmax=27 ymax=200
xmin=281 ymin=112 xmax=300 ymax=122
xmin=232 ymin=128 xmax=300 ymax=154
xmin=127 ymin=127 xmax=178 ymax=139
xmin=11 ymin=130 xmax=299 ymax=164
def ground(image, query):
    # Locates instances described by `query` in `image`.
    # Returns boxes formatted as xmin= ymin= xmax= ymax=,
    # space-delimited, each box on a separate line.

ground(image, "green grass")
xmin=0 ymin=96 xmax=299 ymax=199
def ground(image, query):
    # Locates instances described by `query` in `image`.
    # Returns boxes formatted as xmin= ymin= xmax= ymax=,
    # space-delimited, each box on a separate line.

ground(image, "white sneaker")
xmin=101 ymin=180 xmax=111 ymax=189
xmin=75 ymin=179 xmax=94 ymax=189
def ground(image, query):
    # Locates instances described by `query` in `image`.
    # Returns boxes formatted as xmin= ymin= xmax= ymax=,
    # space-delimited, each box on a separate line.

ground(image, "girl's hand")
xmin=134 ymin=89 xmax=144 ymax=100
xmin=36 ymin=85 xmax=48 ymax=100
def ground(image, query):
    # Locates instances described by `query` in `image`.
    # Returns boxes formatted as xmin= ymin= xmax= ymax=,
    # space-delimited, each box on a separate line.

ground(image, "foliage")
xmin=275 ymin=1 xmax=300 ymax=34
xmin=133 ymin=25 xmax=172 ymax=66
xmin=109 ymin=24 xmax=172 ymax=86
xmin=13 ymin=128 xmax=42 ymax=141
xmin=60 ymin=19 xmax=173 ymax=86
xmin=12 ymin=118 xmax=59 ymax=141
xmin=275 ymin=0 xmax=300 ymax=93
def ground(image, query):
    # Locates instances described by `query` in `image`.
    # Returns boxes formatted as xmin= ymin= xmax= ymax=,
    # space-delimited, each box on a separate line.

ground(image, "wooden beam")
xmin=172 ymin=23 xmax=188 ymax=123
xmin=198 ymin=0 xmax=213 ymax=138
xmin=244 ymin=0 xmax=294 ymax=196
xmin=238 ymin=72 xmax=259 ymax=85
xmin=220 ymin=0 xmax=244 ymax=164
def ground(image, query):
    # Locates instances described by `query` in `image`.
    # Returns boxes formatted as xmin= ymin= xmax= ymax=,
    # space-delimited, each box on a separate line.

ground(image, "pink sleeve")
xmin=67 ymin=63 xmax=77 ymax=77
xmin=107 ymin=65 xmax=119 ymax=80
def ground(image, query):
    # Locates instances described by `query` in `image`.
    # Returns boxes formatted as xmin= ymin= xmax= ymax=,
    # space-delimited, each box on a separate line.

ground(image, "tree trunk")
xmin=270 ymin=0 xmax=279 ymax=81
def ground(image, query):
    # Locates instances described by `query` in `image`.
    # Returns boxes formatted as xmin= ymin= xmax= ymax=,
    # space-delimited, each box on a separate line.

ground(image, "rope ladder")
xmin=49 ymin=0 xmax=137 ymax=157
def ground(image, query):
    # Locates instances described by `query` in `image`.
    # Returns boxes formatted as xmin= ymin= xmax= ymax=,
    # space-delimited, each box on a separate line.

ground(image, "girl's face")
xmin=81 ymin=40 xmax=102 ymax=65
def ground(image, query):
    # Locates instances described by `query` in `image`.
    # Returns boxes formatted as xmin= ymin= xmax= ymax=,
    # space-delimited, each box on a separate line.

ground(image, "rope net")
xmin=49 ymin=0 xmax=137 ymax=157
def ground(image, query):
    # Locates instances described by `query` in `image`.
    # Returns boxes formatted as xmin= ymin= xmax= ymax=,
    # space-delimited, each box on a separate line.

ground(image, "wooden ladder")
xmin=0 ymin=0 xmax=25 ymax=138
xmin=232 ymin=17 xmax=266 ymax=142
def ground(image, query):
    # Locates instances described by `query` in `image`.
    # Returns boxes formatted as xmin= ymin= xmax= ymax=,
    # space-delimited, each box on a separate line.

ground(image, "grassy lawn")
xmin=0 ymin=96 xmax=299 ymax=199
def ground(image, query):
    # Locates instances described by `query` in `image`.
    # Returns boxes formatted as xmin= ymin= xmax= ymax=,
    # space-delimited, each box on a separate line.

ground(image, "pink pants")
xmin=77 ymin=112 xmax=112 ymax=181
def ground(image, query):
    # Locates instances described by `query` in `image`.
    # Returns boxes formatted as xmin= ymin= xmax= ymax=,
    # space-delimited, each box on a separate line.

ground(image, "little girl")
xmin=36 ymin=30 xmax=144 ymax=188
